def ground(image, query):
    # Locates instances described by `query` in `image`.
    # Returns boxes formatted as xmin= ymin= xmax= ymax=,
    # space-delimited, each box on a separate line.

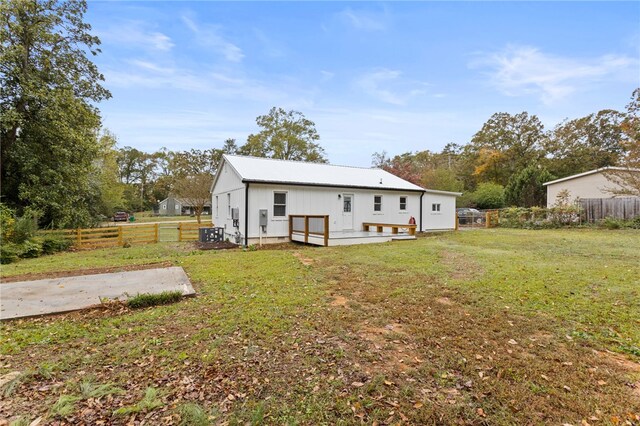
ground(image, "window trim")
xmin=227 ymin=193 xmax=231 ymax=218
xmin=399 ymin=196 xmax=408 ymax=212
xmin=273 ymin=191 xmax=287 ymax=219
xmin=373 ymin=195 xmax=383 ymax=213
xmin=431 ymin=203 xmax=441 ymax=213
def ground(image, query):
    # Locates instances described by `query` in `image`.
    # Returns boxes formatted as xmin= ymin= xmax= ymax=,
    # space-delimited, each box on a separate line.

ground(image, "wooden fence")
xmin=40 ymin=222 xmax=208 ymax=249
xmin=579 ymin=198 xmax=640 ymax=222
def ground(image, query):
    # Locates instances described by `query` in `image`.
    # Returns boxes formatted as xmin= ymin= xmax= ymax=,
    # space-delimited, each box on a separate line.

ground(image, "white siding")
xmin=211 ymin=162 xmax=246 ymax=239
xmin=246 ymin=184 xmax=422 ymax=239
xmin=545 ymin=171 xmax=629 ymax=207
xmin=422 ymin=193 xmax=457 ymax=230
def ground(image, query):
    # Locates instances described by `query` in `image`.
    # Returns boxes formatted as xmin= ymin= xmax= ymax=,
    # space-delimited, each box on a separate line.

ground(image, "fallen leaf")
xmin=414 ymin=402 xmax=423 ymax=409
xmin=508 ymin=339 xmax=518 ymax=345
xmin=351 ymin=381 xmax=365 ymax=388
xmin=477 ymin=408 xmax=486 ymax=417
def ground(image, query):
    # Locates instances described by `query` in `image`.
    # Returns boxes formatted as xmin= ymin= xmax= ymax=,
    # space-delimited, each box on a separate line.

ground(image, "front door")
xmin=342 ymin=194 xmax=354 ymax=230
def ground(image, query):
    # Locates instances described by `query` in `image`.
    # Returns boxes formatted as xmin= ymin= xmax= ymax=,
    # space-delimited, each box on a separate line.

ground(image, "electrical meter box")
xmin=259 ymin=209 xmax=268 ymax=226
xmin=231 ymin=207 xmax=239 ymax=220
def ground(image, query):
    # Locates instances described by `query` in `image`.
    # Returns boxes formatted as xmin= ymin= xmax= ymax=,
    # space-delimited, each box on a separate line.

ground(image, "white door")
xmin=342 ymin=194 xmax=354 ymax=230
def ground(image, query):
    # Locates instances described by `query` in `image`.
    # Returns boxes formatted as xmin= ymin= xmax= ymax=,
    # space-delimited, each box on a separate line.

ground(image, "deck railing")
xmin=289 ymin=215 xmax=330 ymax=247
xmin=362 ymin=222 xmax=417 ymax=236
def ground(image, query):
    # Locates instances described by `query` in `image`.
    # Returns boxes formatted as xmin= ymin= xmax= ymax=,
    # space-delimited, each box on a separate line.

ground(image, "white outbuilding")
xmin=211 ymin=155 xmax=460 ymax=246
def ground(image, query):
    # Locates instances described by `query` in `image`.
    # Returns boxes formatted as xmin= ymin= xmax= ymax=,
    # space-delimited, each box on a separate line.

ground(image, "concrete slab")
xmin=0 ymin=267 xmax=194 ymax=320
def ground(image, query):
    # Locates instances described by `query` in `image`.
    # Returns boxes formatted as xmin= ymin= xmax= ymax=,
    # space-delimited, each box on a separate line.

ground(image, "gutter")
xmin=244 ymin=182 xmax=249 ymax=247
xmin=419 ymin=191 xmax=424 ymax=232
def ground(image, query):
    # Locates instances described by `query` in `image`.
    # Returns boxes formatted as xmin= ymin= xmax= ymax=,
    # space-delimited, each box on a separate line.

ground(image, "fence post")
xmin=154 ymin=223 xmax=159 ymax=243
xmin=76 ymin=229 xmax=81 ymax=246
xmin=486 ymin=212 xmax=491 ymax=228
xmin=289 ymin=215 xmax=293 ymax=240
xmin=304 ymin=216 xmax=309 ymax=244
xmin=178 ymin=223 xmax=183 ymax=242
xmin=118 ymin=226 xmax=123 ymax=246
xmin=454 ymin=213 xmax=459 ymax=231
xmin=324 ymin=215 xmax=329 ymax=247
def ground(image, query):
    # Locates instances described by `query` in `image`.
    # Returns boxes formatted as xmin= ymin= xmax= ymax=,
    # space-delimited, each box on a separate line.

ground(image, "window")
xmin=343 ymin=195 xmax=352 ymax=213
xmin=432 ymin=203 xmax=441 ymax=212
xmin=399 ymin=196 xmax=407 ymax=211
xmin=274 ymin=192 xmax=287 ymax=217
xmin=215 ymin=196 xmax=219 ymax=217
xmin=374 ymin=195 xmax=382 ymax=212
xmin=161 ymin=203 xmax=166 ymax=210
xmin=227 ymin=193 xmax=231 ymax=218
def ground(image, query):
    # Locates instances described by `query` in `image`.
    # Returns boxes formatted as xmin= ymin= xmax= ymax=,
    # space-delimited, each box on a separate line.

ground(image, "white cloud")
xmin=471 ymin=45 xmax=638 ymax=104
xmin=338 ymin=8 xmax=387 ymax=31
xmin=97 ymin=21 xmax=174 ymax=52
xmin=181 ymin=16 xmax=244 ymax=62
xmin=355 ymin=69 xmax=429 ymax=105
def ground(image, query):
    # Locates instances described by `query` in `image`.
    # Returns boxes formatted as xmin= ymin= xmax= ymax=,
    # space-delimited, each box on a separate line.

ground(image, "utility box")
xmin=199 ymin=227 xmax=224 ymax=243
xmin=259 ymin=209 xmax=268 ymax=227
xmin=231 ymin=207 xmax=239 ymax=220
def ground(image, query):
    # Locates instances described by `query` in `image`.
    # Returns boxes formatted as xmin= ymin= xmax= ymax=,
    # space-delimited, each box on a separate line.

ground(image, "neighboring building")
xmin=158 ymin=196 xmax=211 ymax=216
xmin=210 ymin=155 xmax=461 ymax=246
xmin=543 ymin=167 xmax=640 ymax=207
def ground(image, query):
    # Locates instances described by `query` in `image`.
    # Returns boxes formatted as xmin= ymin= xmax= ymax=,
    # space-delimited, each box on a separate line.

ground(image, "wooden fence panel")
xmin=579 ymin=198 xmax=640 ymax=222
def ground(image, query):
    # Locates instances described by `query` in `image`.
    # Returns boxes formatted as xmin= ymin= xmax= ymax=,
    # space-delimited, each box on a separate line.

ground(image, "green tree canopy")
xmin=472 ymin=182 xmax=505 ymax=209
xmin=504 ymin=165 xmax=554 ymax=207
xmin=1 ymin=0 xmax=110 ymax=227
xmin=239 ymin=107 xmax=326 ymax=163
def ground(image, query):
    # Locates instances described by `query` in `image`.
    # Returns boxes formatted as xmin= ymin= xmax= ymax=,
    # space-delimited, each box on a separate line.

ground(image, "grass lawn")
xmin=1 ymin=229 xmax=639 ymax=425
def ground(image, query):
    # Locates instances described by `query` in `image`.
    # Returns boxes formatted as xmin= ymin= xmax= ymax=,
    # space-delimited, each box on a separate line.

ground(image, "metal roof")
xmin=222 ymin=155 xmax=430 ymax=192
xmin=543 ymin=166 xmax=640 ymax=186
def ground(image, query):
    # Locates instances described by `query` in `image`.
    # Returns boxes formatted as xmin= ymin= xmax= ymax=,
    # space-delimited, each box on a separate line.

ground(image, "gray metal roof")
xmin=223 ymin=155 xmax=428 ymax=192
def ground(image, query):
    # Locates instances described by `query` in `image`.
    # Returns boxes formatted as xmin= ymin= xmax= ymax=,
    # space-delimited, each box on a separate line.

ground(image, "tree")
xmin=172 ymin=173 xmax=212 ymax=224
xmin=239 ymin=107 xmax=326 ymax=162
xmin=603 ymin=88 xmax=640 ymax=196
xmin=504 ymin=165 xmax=554 ymax=207
xmin=545 ymin=109 xmax=627 ymax=177
xmin=92 ymin=130 xmax=125 ymax=217
xmin=1 ymin=0 xmax=110 ymax=227
xmin=473 ymin=182 xmax=505 ymax=209
xmin=421 ymin=169 xmax=464 ymax=192
xmin=468 ymin=112 xmax=546 ymax=186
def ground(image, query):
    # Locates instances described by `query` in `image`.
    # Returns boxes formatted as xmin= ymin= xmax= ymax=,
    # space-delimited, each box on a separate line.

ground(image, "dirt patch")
xmin=0 ymin=261 xmax=173 ymax=283
xmin=194 ymin=241 xmax=239 ymax=250
xmin=436 ymin=296 xmax=454 ymax=306
xmin=440 ymin=250 xmax=481 ymax=281
xmin=293 ymin=252 xmax=315 ymax=266
xmin=330 ymin=295 xmax=348 ymax=307
xmin=358 ymin=323 xmax=421 ymax=372
xmin=593 ymin=350 xmax=640 ymax=373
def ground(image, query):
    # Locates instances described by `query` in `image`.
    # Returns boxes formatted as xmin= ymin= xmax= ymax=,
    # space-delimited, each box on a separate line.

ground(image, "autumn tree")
xmin=603 ymin=88 xmax=640 ymax=196
xmin=467 ymin=112 xmax=546 ymax=186
xmin=545 ymin=109 xmax=627 ymax=177
xmin=172 ymin=173 xmax=212 ymax=224
xmin=1 ymin=0 xmax=110 ymax=227
xmin=239 ymin=107 xmax=326 ymax=162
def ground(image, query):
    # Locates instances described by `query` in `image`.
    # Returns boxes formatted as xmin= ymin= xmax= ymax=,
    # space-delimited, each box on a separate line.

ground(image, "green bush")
xmin=498 ymin=205 xmax=581 ymax=229
xmin=12 ymin=210 xmax=39 ymax=244
xmin=0 ymin=243 xmax=21 ymax=264
xmin=0 ymin=203 xmax=15 ymax=244
xmin=127 ymin=291 xmax=183 ymax=309
xmin=19 ymin=240 xmax=42 ymax=258
xmin=473 ymin=182 xmax=505 ymax=209
xmin=40 ymin=235 xmax=73 ymax=255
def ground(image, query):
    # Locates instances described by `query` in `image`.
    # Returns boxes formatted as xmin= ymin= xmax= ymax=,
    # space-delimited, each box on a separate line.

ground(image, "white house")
xmin=211 ymin=155 xmax=460 ymax=246
xmin=543 ymin=167 xmax=640 ymax=207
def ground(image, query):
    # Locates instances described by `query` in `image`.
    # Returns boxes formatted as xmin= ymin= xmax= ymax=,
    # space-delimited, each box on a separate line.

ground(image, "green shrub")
xmin=0 ymin=203 xmax=15 ymax=244
xmin=40 ymin=235 xmax=72 ymax=255
xmin=12 ymin=210 xmax=39 ymax=244
xmin=0 ymin=243 xmax=21 ymax=264
xmin=18 ymin=240 xmax=42 ymax=258
xmin=127 ymin=291 xmax=183 ymax=309
xmin=179 ymin=402 xmax=211 ymax=426
xmin=601 ymin=217 xmax=622 ymax=229
xmin=473 ymin=182 xmax=505 ymax=209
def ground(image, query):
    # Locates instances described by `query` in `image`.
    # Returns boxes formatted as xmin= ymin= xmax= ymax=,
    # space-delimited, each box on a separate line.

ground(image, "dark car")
xmin=456 ymin=208 xmax=485 ymax=225
xmin=113 ymin=211 xmax=130 ymax=222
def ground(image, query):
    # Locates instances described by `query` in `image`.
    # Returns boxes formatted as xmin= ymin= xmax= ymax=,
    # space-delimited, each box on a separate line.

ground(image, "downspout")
xmin=244 ymin=182 xmax=249 ymax=247
xmin=419 ymin=191 xmax=424 ymax=232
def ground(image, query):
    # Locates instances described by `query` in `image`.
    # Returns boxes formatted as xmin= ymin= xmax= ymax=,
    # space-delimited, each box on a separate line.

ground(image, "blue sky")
xmin=87 ymin=1 xmax=640 ymax=167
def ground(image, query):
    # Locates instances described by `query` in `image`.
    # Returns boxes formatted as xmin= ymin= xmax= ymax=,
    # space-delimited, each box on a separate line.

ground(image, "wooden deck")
xmin=291 ymin=229 xmax=416 ymax=247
